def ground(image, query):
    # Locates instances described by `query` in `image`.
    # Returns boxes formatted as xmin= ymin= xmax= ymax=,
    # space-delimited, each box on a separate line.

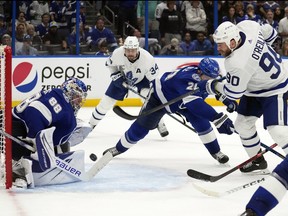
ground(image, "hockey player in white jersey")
xmin=197 ymin=20 xmax=288 ymax=215
xmin=89 ymin=36 xmax=169 ymax=137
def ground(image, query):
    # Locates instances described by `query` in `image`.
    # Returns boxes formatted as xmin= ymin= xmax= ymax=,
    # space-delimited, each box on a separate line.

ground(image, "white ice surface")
xmin=1 ymin=107 xmax=287 ymax=216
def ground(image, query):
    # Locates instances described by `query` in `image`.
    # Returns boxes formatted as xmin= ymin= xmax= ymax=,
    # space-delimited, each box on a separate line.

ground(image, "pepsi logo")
xmin=13 ymin=62 xmax=38 ymax=92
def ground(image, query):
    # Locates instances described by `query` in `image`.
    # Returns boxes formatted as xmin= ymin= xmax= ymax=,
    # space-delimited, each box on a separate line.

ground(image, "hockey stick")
xmin=192 ymin=177 xmax=266 ymax=197
xmin=0 ymin=129 xmax=112 ymax=181
xmin=260 ymin=142 xmax=285 ymax=159
xmin=113 ymin=88 xmax=199 ymax=120
xmin=187 ymin=143 xmax=277 ymax=182
xmin=117 ymin=84 xmax=197 ymax=132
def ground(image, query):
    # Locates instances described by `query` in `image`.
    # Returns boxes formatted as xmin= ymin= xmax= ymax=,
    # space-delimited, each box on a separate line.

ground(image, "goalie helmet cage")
xmin=0 ymin=45 xmax=12 ymax=189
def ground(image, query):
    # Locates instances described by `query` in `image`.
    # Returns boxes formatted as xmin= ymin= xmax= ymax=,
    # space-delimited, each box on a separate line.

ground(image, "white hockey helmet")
xmin=124 ymin=36 xmax=139 ymax=51
xmin=213 ymin=21 xmax=240 ymax=51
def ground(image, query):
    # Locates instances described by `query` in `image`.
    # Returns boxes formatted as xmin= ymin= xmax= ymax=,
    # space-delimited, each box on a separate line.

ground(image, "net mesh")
xmin=0 ymin=45 xmax=12 ymax=189
xmin=0 ymin=46 xmax=6 ymax=188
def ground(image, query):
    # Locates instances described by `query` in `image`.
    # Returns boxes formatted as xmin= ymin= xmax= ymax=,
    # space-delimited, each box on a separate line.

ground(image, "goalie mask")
xmin=61 ymin=78 xmax=87 ymax=114
xmin=198 ymin=58 xmax=220 ymax=78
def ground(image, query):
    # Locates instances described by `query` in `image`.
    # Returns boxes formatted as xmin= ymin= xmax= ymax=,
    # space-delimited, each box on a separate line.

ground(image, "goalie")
xmin=11 ymin=77 xmax=90 ymax=188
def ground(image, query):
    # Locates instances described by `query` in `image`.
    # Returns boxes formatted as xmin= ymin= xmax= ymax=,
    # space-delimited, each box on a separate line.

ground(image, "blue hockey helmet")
xmin=61 ymin=77 xmax=88 ymax=114
xmin=198 ymin=58 xmax=220 ymax=78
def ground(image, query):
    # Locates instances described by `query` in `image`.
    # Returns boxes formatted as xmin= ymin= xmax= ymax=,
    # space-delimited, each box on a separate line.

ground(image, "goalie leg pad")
xmin=34 ymin=127 xmax=56 ymax=171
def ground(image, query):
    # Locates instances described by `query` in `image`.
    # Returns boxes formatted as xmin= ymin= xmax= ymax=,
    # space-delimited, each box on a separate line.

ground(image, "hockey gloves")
xmin=196 ymin=79 xmax=218 ymax=96
xmin=111 ymin=71 xmax=126 ymax=88
xmin=211 ymin=112 xmax=234 ymax=135
xmin=215 ymin=93 xmax=238 ymax=113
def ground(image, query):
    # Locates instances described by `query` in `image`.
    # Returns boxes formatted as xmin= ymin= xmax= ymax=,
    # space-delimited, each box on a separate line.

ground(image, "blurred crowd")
xmin=1 ymin=1 xmax=288 ymax=56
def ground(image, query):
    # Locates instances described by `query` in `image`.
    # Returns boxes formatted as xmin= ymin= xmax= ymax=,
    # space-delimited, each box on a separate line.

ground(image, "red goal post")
xmin=0 ymin=45 xmax=12 ymax=189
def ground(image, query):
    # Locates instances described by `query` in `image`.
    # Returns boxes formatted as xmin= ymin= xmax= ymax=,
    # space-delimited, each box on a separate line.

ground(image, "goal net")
xmin=0 ymin=45 xmax=12 ymax=189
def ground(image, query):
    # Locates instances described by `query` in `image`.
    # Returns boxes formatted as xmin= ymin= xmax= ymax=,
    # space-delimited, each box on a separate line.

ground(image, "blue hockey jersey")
xmin=12 ymin=88 xmax=77 ymax=147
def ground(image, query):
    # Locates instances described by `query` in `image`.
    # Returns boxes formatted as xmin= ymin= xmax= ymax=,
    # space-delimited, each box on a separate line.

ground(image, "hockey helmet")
xmin=124 ymin=36 xmax=139 ymax=51
xmin=213 ymin=21 xmax=240 ymax=51
xmin=61 ymin=77 xmax=87 ymax=114
xmin=198 ymin=58 xmax=220 ymax=78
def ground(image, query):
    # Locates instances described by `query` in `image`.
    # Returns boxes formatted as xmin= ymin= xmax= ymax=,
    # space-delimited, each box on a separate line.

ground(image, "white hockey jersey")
xmin=105 ymin=47 xmax=159 ymax=85
xmin=221 ymin=20 xmax=288 ymax=100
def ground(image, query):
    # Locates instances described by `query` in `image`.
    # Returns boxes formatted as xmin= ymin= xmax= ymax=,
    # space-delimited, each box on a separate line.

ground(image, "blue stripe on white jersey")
xmin=249 ymin=78 xmax=288 ymax=95
xmin=224 ymin=85 xmax=246 ymax=100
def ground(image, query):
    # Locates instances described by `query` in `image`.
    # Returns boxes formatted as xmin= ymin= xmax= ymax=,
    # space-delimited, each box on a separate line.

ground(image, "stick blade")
xmin=113 ymin=106 xmax=137 ymax=120
xmin=187 ymin=169 xmax=212 ymax=182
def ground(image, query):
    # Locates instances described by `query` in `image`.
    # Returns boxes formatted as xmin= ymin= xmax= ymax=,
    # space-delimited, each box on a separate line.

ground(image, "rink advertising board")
xmin=12 ymin=56 xmax=226 ymax=107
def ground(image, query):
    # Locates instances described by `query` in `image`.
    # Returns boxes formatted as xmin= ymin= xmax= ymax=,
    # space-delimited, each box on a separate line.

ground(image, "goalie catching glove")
xmin=215 ymin=93 xmax=238 ymax=113
xmin=211 ymin=112 xmax=234 ymax=135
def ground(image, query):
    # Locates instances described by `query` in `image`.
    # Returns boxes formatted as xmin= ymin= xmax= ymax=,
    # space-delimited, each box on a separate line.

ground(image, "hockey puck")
xmin=90 ymin=153 xmax=97 ymax=161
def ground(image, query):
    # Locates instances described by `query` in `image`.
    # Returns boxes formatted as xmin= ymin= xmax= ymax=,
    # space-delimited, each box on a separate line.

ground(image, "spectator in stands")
xmin=16 ymin=34 xmax=38 ymax=56
xmin=86 ymin=16 xmax=118 ymax=52
xmin=222 ymin=5 xmax=237 ymax=24
xmin=234 ymin=1 xmax=246 ymax=23
xmin=1 ymin=33 xmax=11 ymax=46
xmin=16 ymin=1 xmax=31 ymax=21
xmin=131 ymin=28 xmax=159 ymax=49
xmin=35 ymin=12 xmax=50 ymax=39
xmin=26 ymin=24 xmax=42 ymax=45
xmin=16 ymin=23 xmax=26 ymax=43
xmin=260 ymin=1 xmax=280 ymax=18
xmin=16 ymin=11 xmax=29 ymax=33
xmin=185 ymin=0 xmax=207 ymax=40
xmin=263 ymin=9 xmax=279 ymax=31
xmin=278 ymin=6 xmax=288 ymax=44
xmin=95 ymin=39 xmax=110 ymax=56
xmin=117 ymin=0 xmax=139 ymax=37
xmin=278 ymin=38 xmax=288 ymax=56
xmin=49 ymin=0 xmax=68 ymax=30
xmin=179 ymin=32 xmax=194 ymax=55
xmin=68 ymin=22 xmax=87 ymax=46
xmin=29 ymin=0 xmax=49 ymax=26
xmin=159 ymin=0 xmax=182 ymax=46
xmin=0 ymin=14 xmax=6 ymax=39
xmin=160 ymin=37 xmax=184 ymax=55
xmin=42 ymin=21 xmax=67 ymax=50
xmin=243 ymin=3 xmax=262 ymax=23
xmin=191 ymin=31 xmax=213 ymax=55
xmin=274 ymin=6 xmax=283 ymax=23
xmin=137 ymin=1 xmax=159 ymax=38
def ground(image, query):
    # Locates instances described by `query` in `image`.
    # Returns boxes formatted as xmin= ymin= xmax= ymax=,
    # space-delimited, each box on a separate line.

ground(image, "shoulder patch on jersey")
xmin=192 ymin=73 xmax=201 ymax=82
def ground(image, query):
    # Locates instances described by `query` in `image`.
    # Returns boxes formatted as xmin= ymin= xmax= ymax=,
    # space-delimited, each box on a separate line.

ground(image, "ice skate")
xmin=240 ymin=209 xmax=258 ymax=216
xmin=157 ymin=121 xmax=169 ymax=137
xmin=240 ymin=155 xmax=269 ymax=174
xmin=212 ymin=151 xmax=229 ymax=164
xmin=103 ymin=147 xmax=121 ymax=157
xmin=12 ymin=158 xmax=34 ymax=188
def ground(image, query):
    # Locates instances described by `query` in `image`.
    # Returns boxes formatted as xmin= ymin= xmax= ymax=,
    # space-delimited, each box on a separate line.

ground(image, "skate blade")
xmin=242 ymin=168 xmax=270 ymax=176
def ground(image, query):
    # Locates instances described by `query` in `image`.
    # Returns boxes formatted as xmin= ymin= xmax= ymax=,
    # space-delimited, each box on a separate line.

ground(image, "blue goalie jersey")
xmin=12 ymin=88 xmax=77 ymax=146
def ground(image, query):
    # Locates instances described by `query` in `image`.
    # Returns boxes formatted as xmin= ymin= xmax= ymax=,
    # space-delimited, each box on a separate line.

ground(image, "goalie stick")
xmin=187 ymin=143 xmax=277 ymax=182
xmin=113 ymin=88 xmax=199 ymax=120
xmin=192 ymin=177 xmax=266 ymax=197
xmin=118 ymin=84 xmax=197 ymax=132
xmin=0 ymin=129 xmax=113 ymax=181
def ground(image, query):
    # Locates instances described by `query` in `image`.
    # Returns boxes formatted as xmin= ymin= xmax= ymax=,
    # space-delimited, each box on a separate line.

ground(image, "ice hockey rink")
xmin=1 ymin=106 xmax=288 ymax=216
